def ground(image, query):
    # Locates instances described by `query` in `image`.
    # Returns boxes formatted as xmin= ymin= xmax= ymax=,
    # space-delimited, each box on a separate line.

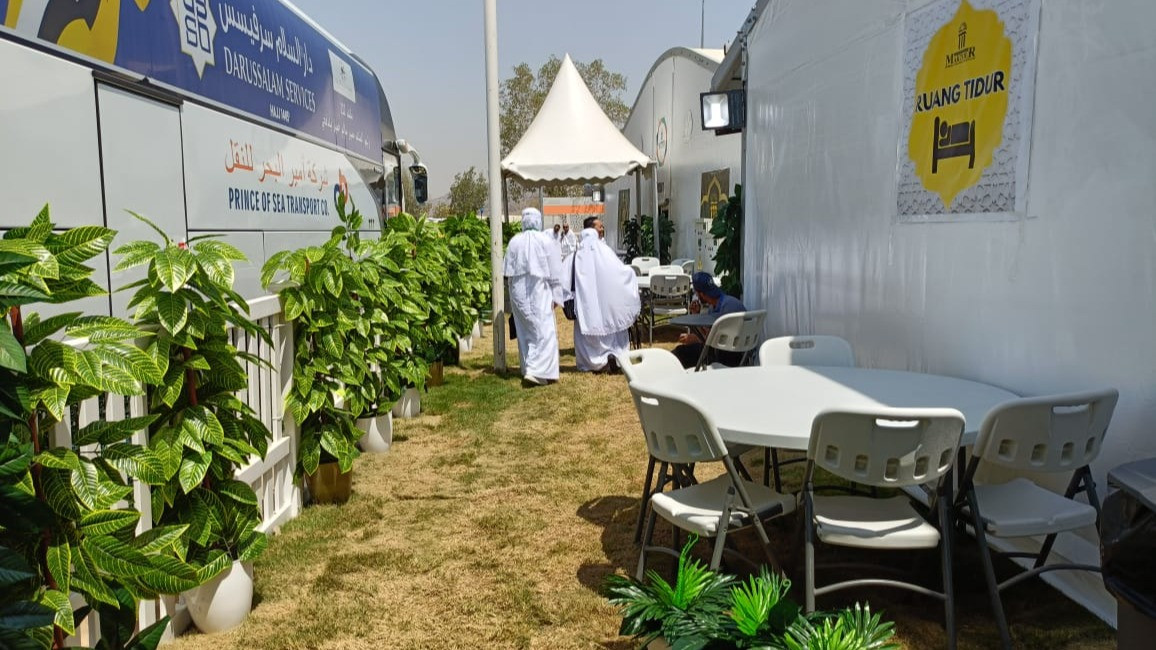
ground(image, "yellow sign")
xmin=908 ymin=0 xmax=1012 ymax=209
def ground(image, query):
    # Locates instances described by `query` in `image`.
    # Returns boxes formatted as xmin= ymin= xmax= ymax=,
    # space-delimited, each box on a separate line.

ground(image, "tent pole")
xmin=634 ymin=170 xmax=642 ymax=254
xmin=651 ymin=164 xmax=660 ymax=260
xmin=483 ymin=0 xmax=506 ymax=373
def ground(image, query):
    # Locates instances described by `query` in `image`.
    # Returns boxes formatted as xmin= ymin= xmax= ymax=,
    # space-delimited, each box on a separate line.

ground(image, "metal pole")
xmin=700 ymin=0 xmax=705 ymax=48
xmin=484 ymin=0 xmax=506 ymax=372
xmin=652 ymin=166 xmax=661 ymax=259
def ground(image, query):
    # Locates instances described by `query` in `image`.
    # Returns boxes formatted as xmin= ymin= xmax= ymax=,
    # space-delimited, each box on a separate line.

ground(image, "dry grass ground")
xmin=168 ymin=313 xmax=1115 ymax=649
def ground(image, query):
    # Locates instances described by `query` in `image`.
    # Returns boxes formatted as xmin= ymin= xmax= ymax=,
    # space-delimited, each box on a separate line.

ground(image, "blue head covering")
xmin=692 ymin=272 xmax=723 ymax=300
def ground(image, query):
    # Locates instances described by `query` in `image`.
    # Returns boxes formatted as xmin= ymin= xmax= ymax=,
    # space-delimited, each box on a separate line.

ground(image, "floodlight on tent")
xmin=700 ymin=90 xmax=745 ymax=134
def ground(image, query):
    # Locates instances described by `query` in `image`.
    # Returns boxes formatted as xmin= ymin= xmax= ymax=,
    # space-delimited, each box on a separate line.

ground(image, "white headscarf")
xmin=503 ymin=208 xmax=557 ymax=279
xmin=566 ymin=228 xmax=640 ymax=335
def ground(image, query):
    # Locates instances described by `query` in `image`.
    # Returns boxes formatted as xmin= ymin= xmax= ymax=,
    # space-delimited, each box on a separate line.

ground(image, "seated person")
xmin=672 ymin=273 xmax=748 ymax=369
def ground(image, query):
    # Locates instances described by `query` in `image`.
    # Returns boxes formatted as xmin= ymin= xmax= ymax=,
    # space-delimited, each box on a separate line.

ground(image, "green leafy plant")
xmin=710 ymin=185 xmax=743 ymax=299
xmin=262 ymin=195 xmax=369 ymax=477
xmin=605 ymin=536 xmax=897 ymax=650
xmin=639 ymin=214 xmax=675 ymax=265
xmin=0 ymin=207 xmax=197 ymax=649
xmin=623 ymin=217 xmax=643 ymax=262
xmin=502 ymin=221 xmax=522 ymax=248
xmin=115 ymin=214 xmax=272 ymax=578
xmin=605 ymin=536 xmax=736 ymax=648
xmin=440 ymin=214 xmax=491 ymax=335
xmin=784 ymin=604 xmax=899 ymax=650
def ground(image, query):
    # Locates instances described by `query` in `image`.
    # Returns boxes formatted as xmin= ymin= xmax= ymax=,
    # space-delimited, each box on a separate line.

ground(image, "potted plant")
xmin=113 ymin=215 xmax=273 ymax=634
xmin=710 ymin=185 xmax=743 ymax=299
xmin=0 ymin=207 xmax=198 ymax=649
xmin=440 ymin=214 xmax=491 ymax=362
xmin=262 ymin=196 xmax=370 ymax=502
xmin=605 ymin=536 xmax=898 ymax=650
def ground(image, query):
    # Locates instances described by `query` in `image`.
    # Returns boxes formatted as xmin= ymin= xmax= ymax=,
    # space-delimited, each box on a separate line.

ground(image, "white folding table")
xmin=641 ymin=365 xmax=1019 ymax=450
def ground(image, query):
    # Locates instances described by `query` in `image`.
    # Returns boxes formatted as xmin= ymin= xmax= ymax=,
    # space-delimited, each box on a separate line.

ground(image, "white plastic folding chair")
xmin=757 ymin=335 xmax=856 ymax=491
xmin=956 ymin=389 xmax=1119 ymax=650
xmin=629 ymin=263 xmax=643 ymax=277
xmin=679 ymin=260 xmax=695 ymax=274
xmin=671 ymin=257 xmax=694 ymax=272
xmin=631 ymin=383 xmax=796 ymax=579
xmin=758 ymin=335 xmax=854 ymax=367
xmin=804 ymin=407 xmax=966 ymax=650
xmin=647 ymin=273 xmax=692 ymax=344
xmin=617 ymin=349 xmax=691 ymax=545
xmin=647 ymin=264 xmax=684 ymax=276
xmin=631 ymin=256 xmax=660 ymax=274
xmin=693 ymin=310 xmax=767 ymax=372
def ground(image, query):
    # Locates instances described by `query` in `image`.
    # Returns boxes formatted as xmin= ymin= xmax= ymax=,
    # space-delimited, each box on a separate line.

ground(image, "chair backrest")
xmin=629 ymin=383 xmax=728 ymax=464
xmin=631 ymin=257 xmax=660 ymax=273
xmin=808 ymin=408 xmax=965 ymax=488
xmin=679 ymin=260 xmax=695 ymax=274
xmin=972 ymin=390 xmax=1118 ymax=474
xmin=649 ymin=273 xmax=692 ymax=298
xmin=617 ymin=349 xmax=684 ymax=384
xmin=704 ymin=311 xmax=766 ymax=354
xmin=759 ymin=335 xmax=854 ymax=367
xmin=629 ymin=263 xmax=643 ymax=277
xmin=645 ymin=265 xmax=680 ymax=276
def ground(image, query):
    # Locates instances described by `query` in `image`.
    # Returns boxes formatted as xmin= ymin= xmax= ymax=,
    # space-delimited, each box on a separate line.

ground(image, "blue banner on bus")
xmin=0 ymin=0 xmax=383 ymax=160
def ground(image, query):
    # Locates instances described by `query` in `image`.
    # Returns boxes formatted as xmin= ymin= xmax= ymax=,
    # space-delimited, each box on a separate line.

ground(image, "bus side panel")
xmin=0 ymin=37 xmax=103 ymax=228
xmin=96 ymin=85 xmax=188 ymax=317
xmin=181 ymin=104 xmax=380 ymax=234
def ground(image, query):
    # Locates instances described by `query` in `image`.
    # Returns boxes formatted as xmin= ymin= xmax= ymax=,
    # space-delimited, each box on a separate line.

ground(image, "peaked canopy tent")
xmin=501 ymin=54 xmax=658 ymax=254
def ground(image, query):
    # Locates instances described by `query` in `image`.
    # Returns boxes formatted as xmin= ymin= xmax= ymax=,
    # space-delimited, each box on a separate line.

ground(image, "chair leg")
xmin=711 ymin=488 xmax=736 ymax=570
xmin=770 ymin=449 xmax=783 ymax=491
xmin=804 ymin=489 xmax=817 ymax=613
xmin=633 ymin=456 xmax=658 ymax=545
xmin=938 ymin=492 xmax=957 ymax=650
xmin=636 ymin=508 xmax=659 ymax=581
xmin=966 ymin=489 xmax=1011 ymax=650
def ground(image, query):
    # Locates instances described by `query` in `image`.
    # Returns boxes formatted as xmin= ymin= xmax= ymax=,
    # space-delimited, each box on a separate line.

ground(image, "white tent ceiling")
xmin=501 ymin=54 xmax=653 ymax=185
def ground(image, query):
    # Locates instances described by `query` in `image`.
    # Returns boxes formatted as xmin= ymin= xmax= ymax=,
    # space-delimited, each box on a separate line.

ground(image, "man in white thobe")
xmin=559 ymin=223 xmax=578 ymax=259
xmin=563 ymin=223 xmax=641 ymax=372
xmin=503 ymin=208 xmax=562 ymax=386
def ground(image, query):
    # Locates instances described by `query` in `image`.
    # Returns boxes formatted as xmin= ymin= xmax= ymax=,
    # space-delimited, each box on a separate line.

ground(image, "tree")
xmin=448 ymin=166 xmax=489 ymax=216
xmin=500 ymin=55 xmax=629 ymax=201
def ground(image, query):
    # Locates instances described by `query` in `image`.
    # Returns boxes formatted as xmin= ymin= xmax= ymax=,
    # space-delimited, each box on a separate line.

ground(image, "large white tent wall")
xmin=605 ymin=48 xmax=741 ymax=266
xmin=728 ymin=0 xmax=1156 ymax=625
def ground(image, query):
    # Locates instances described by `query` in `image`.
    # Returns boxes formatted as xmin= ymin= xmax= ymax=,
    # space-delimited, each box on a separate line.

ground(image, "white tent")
xmin=502 ymin=54 xmax=653 ymax=185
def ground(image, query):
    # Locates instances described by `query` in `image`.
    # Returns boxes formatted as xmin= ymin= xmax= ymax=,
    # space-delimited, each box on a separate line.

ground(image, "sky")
xmin=288 ymin=0 xmax=756 ymax=197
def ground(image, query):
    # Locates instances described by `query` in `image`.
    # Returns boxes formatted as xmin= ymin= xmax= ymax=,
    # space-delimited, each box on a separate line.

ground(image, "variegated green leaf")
xmin=131 ymin=525 xmax=189 ymax=555
xmin=53 ymin=226 xmax=115 ymax=267
xmin=217 ymin=479 xmax=258 ymax=507
xmin=34 ymin=448 xmax=80 ymax=471
xmin=71 ymin=545 xmax=117 ymax=606
xmin=0 ymin=320 xmax=27 ymax=373
xmin=152 ymin=246 xmax=196 ymax=292
xmin=39 ymin=588 xmax=75 ymax=636
xmin=73 ymin=415 xmax=159 ymax=446
xmin=45 ymin=540 xmax=71 ymax=594
xmin=79 ymin=509 xmax=141 ymax=536
xmin=112 ymin=240 xmax=162 ymax=272
xmin=82 ymin=535 xmax=153 ymax=577
xmin=178 ymin=452 xmax=212 ymax=494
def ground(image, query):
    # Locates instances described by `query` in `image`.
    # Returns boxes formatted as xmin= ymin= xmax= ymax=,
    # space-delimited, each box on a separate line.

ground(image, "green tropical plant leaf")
xmin=0 ymin=320 xmax=27 ymax=373
xmin=45 ymin=540 xmax=71 ymax=594
xmin=39 ymin=588 xmax=75 ymax=636
xmin=82 ymin=535 xmax=154 ymax=577
xmin=154 ymin=291 xmax=188 ymax=335
xmin=125 ymin=615 xmax=172 ymax=650
xmin=178 ymin=452 xmax=212 ymax=494
xmin=0 ymin=545 xmax=37 ymax=588
xmin=195 ymin=550 xmax=231 ymax=583
xmin=131 ymin=525 xmax=189 ymax=555
xmin=113 ymin=239 xmax=163 ymax=272
xmin=73 ymin=415 xmax=159 ymax=446
xmin=152 ymin=246 xmax=196 ymax=292
xmin=216 ymin=479 xmax=258 ymax=507
xmin=80 ymin=509 xmax=142 ymax=536
xmin=52 ymin=226 xmax=116 ymax=266
xmin=0 ymin=281 xmax=50 ymax=306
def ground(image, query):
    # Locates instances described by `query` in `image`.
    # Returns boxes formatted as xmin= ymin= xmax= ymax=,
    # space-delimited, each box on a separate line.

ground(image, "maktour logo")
xmin=171 ymin=0 xmax=217 ymax=78
xmin=946 ymin=21 xmax=975 ymax=68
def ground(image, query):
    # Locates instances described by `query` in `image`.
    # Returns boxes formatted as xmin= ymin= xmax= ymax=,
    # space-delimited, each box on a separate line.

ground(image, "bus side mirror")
xmin=410 ymin=164 xmax=429 ymax=204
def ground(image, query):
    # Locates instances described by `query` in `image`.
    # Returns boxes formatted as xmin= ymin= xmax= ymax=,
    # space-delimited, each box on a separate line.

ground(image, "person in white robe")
xmin=503 ymin=208 xmax=562 ymax=385
xmin=563 ymin=225 xmax=641 ymax=372
xmin=559 ymin=223 xmax=578 ymax=259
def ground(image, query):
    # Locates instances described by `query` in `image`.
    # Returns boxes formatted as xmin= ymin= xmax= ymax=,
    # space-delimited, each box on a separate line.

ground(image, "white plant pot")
xmin=458 ymin=336 xmax=473 ymax=354
xmin=471 ymin=321 xmax=482 ymax=340
xmin=185 ymin=560 xmax=253 ymax=635
xmin=357 ymin=413 xmax=393 ymax=453
xmin=392 ymin=387 xmax=421 ymax=418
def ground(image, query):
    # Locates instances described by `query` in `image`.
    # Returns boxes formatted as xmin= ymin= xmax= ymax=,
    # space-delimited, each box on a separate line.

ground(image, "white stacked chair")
xmin=956 ymin=389 xmax=1118 ymax=650
xmin=631 ymin=383 xmax=795 ymax=579
xmin=803 ymin=407 xmax=966 ymax=650
xmin=631 ymin=256 xmax=660 ymax=274
xmin=646 ymin=273 xmax=692 ymax=344
xmin=757 ymin=335 xmax=856 ymax=490
xmin=693 ymin=310 xmax=767 ymax=371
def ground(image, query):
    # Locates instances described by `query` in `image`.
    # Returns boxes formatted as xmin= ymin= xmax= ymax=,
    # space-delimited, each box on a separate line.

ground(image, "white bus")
xmin=0 ymin=0 xmax=412 ymax=315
